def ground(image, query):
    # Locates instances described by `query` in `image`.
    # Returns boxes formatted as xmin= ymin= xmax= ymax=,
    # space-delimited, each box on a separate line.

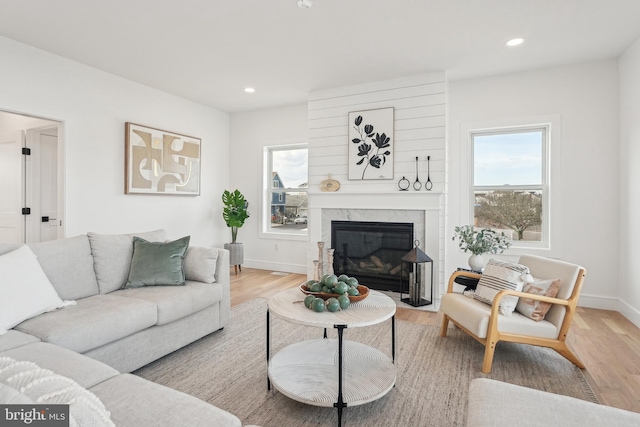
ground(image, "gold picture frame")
xmin=125 ymin=122 xmax=201 ymax=195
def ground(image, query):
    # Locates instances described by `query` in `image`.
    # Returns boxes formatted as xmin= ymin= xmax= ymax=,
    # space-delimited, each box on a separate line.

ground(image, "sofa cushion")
xmin=184 ymin=246 xmax=218 ymax=283
xmin=112 ymin=281 xmax=222 ymax=325
xmin=124 ymin=236 xmax=190 ymax=288
xmin=90 ymin=374 xmax=241 ymax=427
xmin=30 ymin=235 xmax=100 ymax=300
xmin=0 ymin=245 xmax=65 ymax=332
xmin=88 ymin=229 xmax=167 ymax=294
xmin=14 ymin=294 xmax=158 ymax=354
xmin=0 ymin=342 xmax=119 ymax=389
xmin=0 ymin=330 xmax=40 ymax=352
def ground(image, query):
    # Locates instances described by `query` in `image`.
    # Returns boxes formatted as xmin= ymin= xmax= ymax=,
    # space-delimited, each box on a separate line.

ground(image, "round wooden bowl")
xmin=299 ymin=283 xmax=369 ymax=303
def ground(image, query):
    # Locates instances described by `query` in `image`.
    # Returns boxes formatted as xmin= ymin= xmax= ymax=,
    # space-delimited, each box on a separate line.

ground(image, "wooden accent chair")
xmin=439 ymin=254 xmax=587 ymax=373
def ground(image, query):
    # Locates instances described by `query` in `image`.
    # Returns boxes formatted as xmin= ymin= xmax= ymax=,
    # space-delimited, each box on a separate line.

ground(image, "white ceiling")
xmin=1 ymin=0 xmax=639 ymax=113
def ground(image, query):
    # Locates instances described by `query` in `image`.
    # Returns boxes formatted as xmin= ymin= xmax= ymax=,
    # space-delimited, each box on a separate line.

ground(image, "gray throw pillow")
xmin=124 ymin=236 xmax=190 ymax=288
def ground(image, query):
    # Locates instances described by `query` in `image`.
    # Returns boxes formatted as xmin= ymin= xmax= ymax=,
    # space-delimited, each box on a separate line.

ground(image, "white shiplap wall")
xmin=307 ymin=72 xmax=447 ymax=193
xmin=306 ymin=72 xmax=448 ymax=305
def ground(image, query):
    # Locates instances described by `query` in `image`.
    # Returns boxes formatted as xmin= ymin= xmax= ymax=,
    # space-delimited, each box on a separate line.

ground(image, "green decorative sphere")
xmin=338 ymin=294 xmax=350 ymax=310
xmin=304 ymin=295 xmax=316 ymax=308
xmin=309 ymin=282 xmax=323 ymax=293
xmin=311 ymin=298 xmax=325 ymax=312
xmin=334 ymin=282 xmax=349 ymax=295
xmin=326 ymin=297 xmax=340 ymax=312
xmin=347 ymin=286 xmax=360 ymax=296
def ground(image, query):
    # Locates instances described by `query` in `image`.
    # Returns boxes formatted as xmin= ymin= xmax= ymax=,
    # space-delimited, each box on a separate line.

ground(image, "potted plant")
xmin=222 ymin=189 xmax=249 ymax=273
xmin=452 ymin=225 xmax=511 ymax=271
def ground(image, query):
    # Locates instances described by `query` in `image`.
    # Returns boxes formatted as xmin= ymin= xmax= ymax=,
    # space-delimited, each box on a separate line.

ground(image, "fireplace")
xmin=331 ymin=220 xmax=413 ymax=293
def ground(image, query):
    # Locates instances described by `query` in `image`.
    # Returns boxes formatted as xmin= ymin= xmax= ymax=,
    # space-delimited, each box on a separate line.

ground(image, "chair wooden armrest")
xmin=491 ymin=289 xmax=570 ymax=308
xmin=446 ymin=270 xmax=482 ymax=293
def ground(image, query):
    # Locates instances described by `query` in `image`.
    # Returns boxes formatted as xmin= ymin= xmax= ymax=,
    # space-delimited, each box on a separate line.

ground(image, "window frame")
xmin=261 ymin=143 xmax=308 ymax=241
xmin=469 ymin=123 xmax=552 ymax=251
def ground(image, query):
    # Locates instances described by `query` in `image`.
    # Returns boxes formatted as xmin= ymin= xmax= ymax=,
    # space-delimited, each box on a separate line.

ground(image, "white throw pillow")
xmin=473 ymin=259 xmax=532 ymax=316
xmin=0 ymin=245 xmax=65 ymax=332
xmin=184 ymin=246 xmax=218 ymax=283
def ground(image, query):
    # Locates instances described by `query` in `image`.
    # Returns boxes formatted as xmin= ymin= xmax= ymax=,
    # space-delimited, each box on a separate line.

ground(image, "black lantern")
xmin=400 ymin=240 xmax=433 ymax=307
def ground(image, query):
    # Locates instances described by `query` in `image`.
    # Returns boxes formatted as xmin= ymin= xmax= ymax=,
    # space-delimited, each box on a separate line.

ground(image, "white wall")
xmin=448 ymin=60 xmax=620 ymax=310
xmin=0 ymin=36 xmax=230 ymax=247
xmin=619 ymin=36 xmax=640 ymax=326
xmin=229 ymin=104 xmax=309 ymax=273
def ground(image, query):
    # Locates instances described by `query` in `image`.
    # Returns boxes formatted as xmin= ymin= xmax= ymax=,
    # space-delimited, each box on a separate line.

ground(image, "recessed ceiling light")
xmin=297 ymin=0 xmax=313 ymax=9
xmin=506 ymin=38 xmax=525 ymax=47
xmin=244 ymin=87 xmax=255 ymax=93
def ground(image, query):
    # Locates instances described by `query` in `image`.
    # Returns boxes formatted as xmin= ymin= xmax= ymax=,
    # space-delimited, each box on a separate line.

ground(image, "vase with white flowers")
xmin=452 ymin=225 xmax=511 ymax=271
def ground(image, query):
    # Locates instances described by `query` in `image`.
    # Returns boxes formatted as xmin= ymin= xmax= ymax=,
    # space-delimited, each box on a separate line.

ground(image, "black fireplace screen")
xmin=331 ymin=220 xmax=413 ymax=293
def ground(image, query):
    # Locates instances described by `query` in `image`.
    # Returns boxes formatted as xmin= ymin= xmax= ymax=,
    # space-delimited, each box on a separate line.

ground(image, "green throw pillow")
xmin=124 ymin=236 xmax=190 ymax=288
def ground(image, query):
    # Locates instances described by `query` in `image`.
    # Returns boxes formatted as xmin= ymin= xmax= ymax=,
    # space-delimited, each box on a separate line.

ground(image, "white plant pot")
xmin=468 ymin=254 xmax=485 ymax=272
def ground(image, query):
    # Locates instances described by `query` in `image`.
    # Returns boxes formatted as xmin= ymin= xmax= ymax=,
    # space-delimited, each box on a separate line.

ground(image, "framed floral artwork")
xmin=125 ymin=122 xmax=201 ymax=195
xmin=348 ymin=107 xmax=394 ymax=180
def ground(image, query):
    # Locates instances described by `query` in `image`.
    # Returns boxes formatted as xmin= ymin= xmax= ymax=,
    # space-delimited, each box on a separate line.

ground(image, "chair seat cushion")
xmin=441 ymin=293 xmax=559 ymax=339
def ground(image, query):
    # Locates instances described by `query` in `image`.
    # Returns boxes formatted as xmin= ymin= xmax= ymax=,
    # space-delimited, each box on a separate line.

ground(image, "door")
xmin=25 ymin=126 xmax=61 ymax=243
xmin=0 ymin=131 xmax=25 ymax=243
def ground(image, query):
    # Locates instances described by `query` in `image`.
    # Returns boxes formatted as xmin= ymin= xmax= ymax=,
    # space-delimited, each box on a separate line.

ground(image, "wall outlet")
xmin=274 ymin=244 xmax=279 ymax=251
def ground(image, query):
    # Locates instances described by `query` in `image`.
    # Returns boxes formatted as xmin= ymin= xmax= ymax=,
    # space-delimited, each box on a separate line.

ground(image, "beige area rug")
xmin=134 ymin=298 xmax=598 ymax=427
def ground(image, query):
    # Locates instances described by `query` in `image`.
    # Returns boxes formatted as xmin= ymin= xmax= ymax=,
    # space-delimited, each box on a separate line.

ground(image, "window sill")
xmin=259 ymin=230 xmax=308 ymax=242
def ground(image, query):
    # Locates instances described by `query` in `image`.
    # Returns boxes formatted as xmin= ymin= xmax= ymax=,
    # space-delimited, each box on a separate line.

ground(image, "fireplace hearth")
xmin=331 ymin=220 xmax=413 ymax=293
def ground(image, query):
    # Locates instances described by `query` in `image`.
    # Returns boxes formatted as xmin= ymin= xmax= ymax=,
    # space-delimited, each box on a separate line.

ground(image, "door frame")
xmin=0 ymin=109 xmax=65 ymax=243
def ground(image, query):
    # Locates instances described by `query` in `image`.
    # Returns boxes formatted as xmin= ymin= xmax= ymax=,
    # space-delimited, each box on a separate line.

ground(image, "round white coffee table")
xmin=266 ymin=286 xmax=396 ymax=426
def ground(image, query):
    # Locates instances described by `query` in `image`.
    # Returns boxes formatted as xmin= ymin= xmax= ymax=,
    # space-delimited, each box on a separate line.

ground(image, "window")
xmin=263 ymin=144 xmax=308 ymax=236
xmin=472 ymin=126 xmax=549 ymax=247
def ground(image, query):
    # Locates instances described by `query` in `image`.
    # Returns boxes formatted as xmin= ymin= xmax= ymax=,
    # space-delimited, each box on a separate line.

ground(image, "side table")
xmin=266 ymin=287 xmax=396 ymax=426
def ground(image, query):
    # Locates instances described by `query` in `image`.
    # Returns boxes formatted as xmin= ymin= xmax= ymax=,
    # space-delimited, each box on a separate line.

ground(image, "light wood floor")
xmin=230 ymin=267 xmax=640 ymax=414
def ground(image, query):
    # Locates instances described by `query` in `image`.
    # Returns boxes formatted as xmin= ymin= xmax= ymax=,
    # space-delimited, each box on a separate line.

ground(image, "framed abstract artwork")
xmin=348 ymin=107 xmax=394 ymax=180
xmin=125 ymin=122 xmax=201 ymax=195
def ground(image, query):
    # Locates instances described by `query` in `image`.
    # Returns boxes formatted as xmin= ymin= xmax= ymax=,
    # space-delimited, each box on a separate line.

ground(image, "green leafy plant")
xmin=452 ymin=225 xmax=511 ymax=256
xmin=222 ymin=189 xmax=249 ymax=243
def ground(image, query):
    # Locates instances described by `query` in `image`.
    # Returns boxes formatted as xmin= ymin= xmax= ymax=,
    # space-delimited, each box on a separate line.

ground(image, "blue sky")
xmin=272 ymin=148 xmax=308 ymax=188
xmin=474 ymin=131 xmax=542 ymax=186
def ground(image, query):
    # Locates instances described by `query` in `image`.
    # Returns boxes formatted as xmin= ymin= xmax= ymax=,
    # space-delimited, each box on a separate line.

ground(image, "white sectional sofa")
xmin=0 ymin=230 xmax=242 ymax=427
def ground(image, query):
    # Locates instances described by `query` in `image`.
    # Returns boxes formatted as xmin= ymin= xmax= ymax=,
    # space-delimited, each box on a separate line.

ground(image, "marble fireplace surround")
xmin=308 ymin=192 xmax=445 ymax=305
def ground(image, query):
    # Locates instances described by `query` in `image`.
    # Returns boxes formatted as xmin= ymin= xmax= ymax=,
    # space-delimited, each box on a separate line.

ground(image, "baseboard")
xmin=579 ymin=293 xmax=640 ymax=329
xmin=617 ymin=300 xmax=640 ymax=329
xmin=242 ymin=259 xmax=307 ymax=275
xmin=577 ymin=293 xmax=620 ymax=310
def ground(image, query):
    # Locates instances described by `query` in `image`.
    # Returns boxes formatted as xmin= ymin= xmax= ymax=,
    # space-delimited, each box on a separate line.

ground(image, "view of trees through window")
xmin=473 ymin=128 xmax=546 ymax=242
xmin=266 ymin=145 xmax=308 ymax=234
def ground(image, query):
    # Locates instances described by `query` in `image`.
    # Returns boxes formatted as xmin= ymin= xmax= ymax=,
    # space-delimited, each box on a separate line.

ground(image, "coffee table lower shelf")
xmin=268 ymin=338 xmax=396 ymax=407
